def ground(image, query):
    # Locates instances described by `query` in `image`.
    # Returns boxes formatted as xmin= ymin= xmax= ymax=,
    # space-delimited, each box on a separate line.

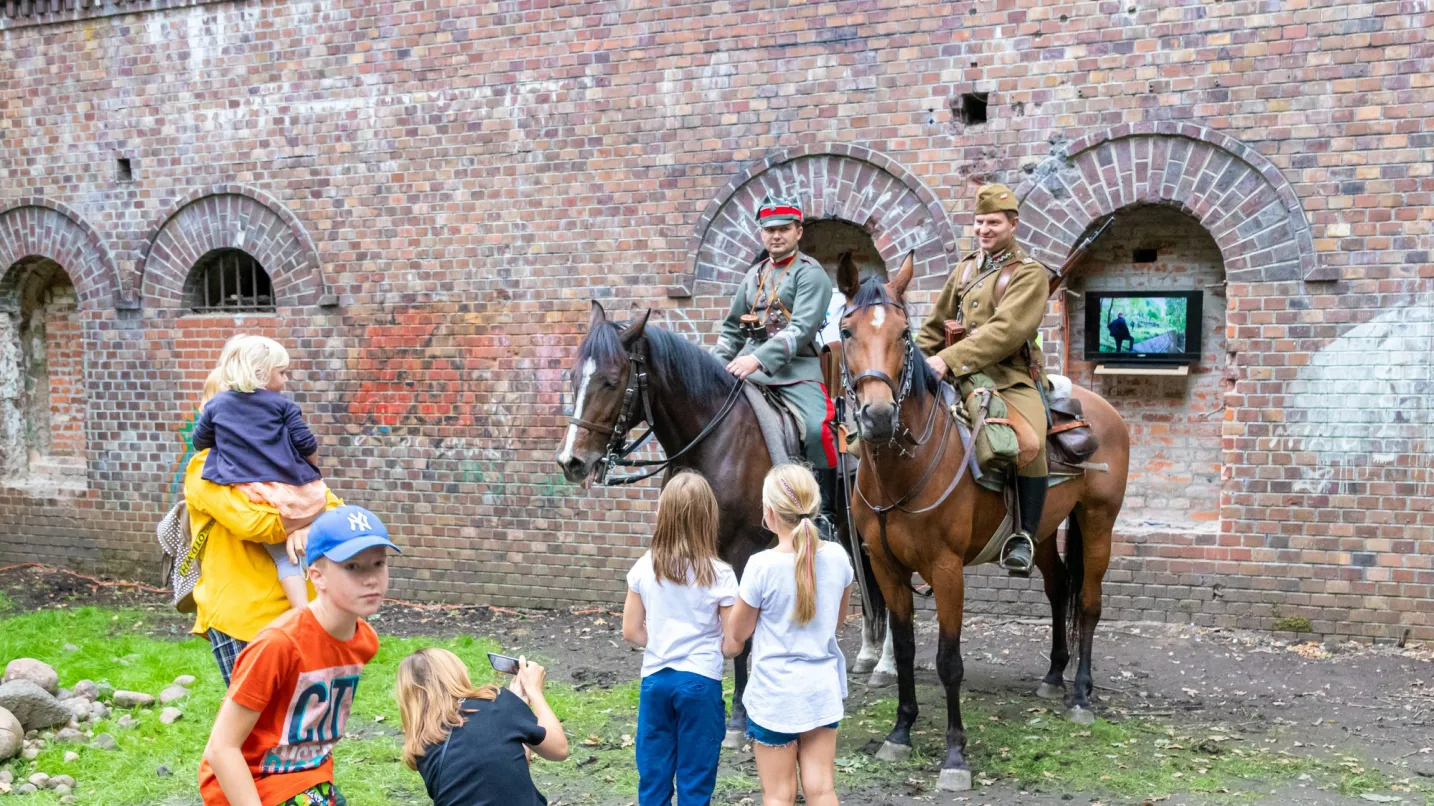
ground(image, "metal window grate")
xmin=188 ymin=250 xmax=274 ymax=313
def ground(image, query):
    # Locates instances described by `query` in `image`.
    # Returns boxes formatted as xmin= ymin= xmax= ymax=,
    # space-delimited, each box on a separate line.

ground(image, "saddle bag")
xmin=1047 ymin=397 xmax=1100 ymax=467
xmin=962 ymin=373 xmax=1038 ymax=476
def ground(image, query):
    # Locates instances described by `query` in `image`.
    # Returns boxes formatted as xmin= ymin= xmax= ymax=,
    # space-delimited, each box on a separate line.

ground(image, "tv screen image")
xmin=1098 ymin=296 xmax=1187 ymax=354
xmin=1083 ymin=291 xmax=1203 ymax=364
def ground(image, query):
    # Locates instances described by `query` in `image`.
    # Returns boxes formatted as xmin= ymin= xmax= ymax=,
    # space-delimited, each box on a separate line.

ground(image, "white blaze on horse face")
xmin=559 ymin=358 xmax=597 ymax=465
xmin=871 ymin=305 xmax=885 ymax=331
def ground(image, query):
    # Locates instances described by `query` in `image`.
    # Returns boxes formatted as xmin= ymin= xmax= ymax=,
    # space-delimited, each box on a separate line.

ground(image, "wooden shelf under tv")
xmin=1094 ymin=364 xmax=1190 ymax=377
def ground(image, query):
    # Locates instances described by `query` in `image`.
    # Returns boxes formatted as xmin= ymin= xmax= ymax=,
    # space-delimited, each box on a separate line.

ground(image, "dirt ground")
xmin=3 ymin=564 xmax=1433 ymax=805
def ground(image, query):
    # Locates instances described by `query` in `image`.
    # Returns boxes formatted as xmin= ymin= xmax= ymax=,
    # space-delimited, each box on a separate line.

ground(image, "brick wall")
xmin=0 ymin=0 xmax=1430 ymax=639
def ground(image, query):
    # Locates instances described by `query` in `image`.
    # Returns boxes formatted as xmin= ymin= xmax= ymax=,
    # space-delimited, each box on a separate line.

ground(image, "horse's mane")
xmin=847 ymin=277 xmax=941 ymax=396
xmin=579 ymin=318 xmax=737 ymax=401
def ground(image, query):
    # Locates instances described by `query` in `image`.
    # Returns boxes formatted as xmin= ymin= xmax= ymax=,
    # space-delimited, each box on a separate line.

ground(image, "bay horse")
xmin=557 ymin=300 xmax=886 ymax=744
xmin=836 ymin=254 xmax=1131 ymax=791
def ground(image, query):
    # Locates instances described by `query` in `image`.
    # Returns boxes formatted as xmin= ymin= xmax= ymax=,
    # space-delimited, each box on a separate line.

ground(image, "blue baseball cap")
xmin=306 ymin=505 xmax=401 ymax=562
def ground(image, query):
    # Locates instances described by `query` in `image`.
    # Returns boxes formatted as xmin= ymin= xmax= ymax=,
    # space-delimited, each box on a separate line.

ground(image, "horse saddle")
xmin=742 ymin=384 xmax=803 ymax=465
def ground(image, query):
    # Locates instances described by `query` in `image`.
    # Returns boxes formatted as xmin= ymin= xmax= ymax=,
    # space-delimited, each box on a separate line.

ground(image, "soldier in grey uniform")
xmin=715 ymin=194 xmax=840 ymax=507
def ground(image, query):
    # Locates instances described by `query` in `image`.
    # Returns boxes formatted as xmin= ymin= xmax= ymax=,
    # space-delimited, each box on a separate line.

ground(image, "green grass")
xmin=4 ymin=605 xmax=1430 ymax=806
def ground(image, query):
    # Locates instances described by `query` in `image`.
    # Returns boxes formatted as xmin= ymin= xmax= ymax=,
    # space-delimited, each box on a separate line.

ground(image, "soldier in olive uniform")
xmin=715 ymin=194 xmax=840 ymax=501
xmin=916 ymin=184 xmax=1054 ymax=576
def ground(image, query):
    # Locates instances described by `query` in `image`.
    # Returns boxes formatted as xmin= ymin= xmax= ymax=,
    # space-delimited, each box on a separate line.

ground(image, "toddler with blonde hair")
xmin=193 ymin=335 xmax=331 ymax=610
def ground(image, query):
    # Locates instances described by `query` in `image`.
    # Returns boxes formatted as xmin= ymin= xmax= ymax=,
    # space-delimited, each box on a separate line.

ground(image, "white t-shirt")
xmin=738 ymin=542 xmax=855 ymax=734
xmin=627 ymin=552 xmax=739 ymax=681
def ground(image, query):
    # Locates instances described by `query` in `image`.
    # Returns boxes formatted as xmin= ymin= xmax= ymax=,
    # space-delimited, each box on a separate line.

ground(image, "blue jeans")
xmin=637 ymin=669 xmax=725 ymax=806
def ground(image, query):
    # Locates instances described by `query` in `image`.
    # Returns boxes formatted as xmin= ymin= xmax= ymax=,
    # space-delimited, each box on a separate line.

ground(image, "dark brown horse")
xmin=557 ymin=301 xmax=884 ymax=744
xmin=836 ymin=254 xmax=1131 ymax=791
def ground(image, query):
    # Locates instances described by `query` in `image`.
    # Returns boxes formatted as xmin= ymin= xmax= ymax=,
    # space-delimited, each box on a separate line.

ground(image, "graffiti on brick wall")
xmin=1275 ymin=300 xmax=1433 ymax=496
xmin=345 ymin=305 xmax=576 ymax=501
xmin=168 ymin=405 xmax=202 ymax=501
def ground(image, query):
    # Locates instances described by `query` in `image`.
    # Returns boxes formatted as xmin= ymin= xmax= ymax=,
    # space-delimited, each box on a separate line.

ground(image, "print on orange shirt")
xmin=264 ymin=664 xmax=364 ymax=773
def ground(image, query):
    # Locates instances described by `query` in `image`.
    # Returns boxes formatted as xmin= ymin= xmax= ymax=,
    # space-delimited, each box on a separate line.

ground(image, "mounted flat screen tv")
xmin=1083 ymin=291 xmax=1203 ymax=365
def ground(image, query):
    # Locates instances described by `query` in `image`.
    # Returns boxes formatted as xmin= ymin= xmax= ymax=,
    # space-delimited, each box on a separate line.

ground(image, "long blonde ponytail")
xmin=761 ymin=464 xmax=823 ymax=625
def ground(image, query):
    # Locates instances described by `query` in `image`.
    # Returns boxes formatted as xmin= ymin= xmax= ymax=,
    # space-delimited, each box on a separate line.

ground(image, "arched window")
xmin=186 ymin=249 xmax=274 ymax=313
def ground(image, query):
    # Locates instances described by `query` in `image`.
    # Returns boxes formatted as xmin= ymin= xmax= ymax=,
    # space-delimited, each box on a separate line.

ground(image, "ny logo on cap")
xmin=348 ymin=511 xmax=372 ymax=532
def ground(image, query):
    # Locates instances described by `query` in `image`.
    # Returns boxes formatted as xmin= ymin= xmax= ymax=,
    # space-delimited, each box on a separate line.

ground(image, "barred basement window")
xmin=187 ymin=249 xmax=275 ymax=312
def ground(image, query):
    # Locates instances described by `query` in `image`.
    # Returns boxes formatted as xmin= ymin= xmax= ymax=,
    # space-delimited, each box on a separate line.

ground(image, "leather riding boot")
xmin=814 ymin=467 xmax=840 ymax=542
xmin=1000 ymin=475 xmax=1048 ymax=577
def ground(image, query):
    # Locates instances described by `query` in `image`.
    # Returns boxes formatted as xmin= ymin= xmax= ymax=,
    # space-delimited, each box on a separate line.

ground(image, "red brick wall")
xmin=0 ymin=0 xmax=1430 ymax=639
xmin=41 ymin=285 xmax=85 ymax=459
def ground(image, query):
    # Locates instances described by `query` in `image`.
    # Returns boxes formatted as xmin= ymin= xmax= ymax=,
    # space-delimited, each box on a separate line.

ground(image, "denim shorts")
xmin=745 ymin=718 xmax=840 ymax=747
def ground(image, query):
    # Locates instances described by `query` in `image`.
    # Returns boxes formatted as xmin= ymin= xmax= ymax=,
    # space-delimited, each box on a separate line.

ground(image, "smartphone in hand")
xmin=488 ymin=652 xmax=521 ymax=675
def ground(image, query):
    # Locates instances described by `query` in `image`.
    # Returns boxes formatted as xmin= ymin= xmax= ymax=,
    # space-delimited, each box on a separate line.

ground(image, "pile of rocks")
xmin=0 ymin=658 xmax=198 ymax=798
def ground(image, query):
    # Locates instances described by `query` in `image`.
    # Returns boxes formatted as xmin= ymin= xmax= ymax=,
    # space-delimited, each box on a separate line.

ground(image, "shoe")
xmin=814 ymin=467 xmax=841 ymax=543
xmin=999 ymin=532 xmax=1035 ymax=576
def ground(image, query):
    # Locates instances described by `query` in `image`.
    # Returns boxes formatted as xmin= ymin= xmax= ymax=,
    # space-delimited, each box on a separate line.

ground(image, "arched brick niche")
xmin=1014 ymin=123 xmax=1321 ymax=282
xmin=0 ymin=200 xmax=120 ymax=311
xmin=685 ymin=144 xmax=958 ymax=295
xmin=137 ymin=186 xmax=331 ymax=311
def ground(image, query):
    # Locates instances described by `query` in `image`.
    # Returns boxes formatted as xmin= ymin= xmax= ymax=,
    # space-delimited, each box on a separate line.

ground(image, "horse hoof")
xmin=852 ymin=657 xmax=878 ymax=675
xmin=1035 ymin=682 xmax=1065 ymax=700
xmin=938 ymin=768 xmax=972 ymax=792
xmin=875 ymin=741 xmax=913 ymax=762
xmin=868 ymin=670 xmax=897 ymax=688
xmin=1067 ymin=706 xmax=1096 ymax=726
xmin=722 ymin=729 xmax=744 ymax=749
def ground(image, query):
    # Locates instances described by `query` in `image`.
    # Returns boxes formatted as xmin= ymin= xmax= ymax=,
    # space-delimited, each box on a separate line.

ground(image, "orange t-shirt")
xmin=199 ymin=608 xmax=379 ymax=806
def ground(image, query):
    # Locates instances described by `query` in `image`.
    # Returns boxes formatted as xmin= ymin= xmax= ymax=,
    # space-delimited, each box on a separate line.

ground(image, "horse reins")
xmin=840 ymin=299 xmax=980 ymax=595
xmin=568 ymin=332 xmax=746 ymax=486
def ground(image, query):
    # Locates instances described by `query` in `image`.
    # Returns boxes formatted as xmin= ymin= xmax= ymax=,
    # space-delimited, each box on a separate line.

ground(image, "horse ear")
xmin=620 ymin=309 xmax=652 ymax=345
xmin=836 ymin=252 xmax=861 ymax=299
xmin=589 ymin=300 xmax=607 ymax=331
xmin=887 ymin=252 xmax=915 ymax=301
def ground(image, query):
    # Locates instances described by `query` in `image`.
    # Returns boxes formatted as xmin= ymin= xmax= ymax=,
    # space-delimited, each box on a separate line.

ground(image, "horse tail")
xmin=1064 ymin=510 xmax=1085 ymax=652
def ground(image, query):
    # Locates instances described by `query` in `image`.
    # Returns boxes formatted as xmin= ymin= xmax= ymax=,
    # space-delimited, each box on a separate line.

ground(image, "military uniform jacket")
xmin=916 ymin=244 xmax=1053 ymax=391
xmin=716 ymin=251 xmax=834 ymax=386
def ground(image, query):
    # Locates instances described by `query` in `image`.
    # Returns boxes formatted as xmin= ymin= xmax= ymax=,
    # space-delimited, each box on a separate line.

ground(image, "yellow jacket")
xmin=184 ymin=451 xmax=342 ymax=642
xmin=916 ymin=244 xmax=1053 ymax=391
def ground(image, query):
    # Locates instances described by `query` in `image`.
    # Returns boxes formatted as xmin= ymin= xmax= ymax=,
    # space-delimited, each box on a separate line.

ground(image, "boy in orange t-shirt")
xmin=200 ymin=505 xmax=399 ymax=806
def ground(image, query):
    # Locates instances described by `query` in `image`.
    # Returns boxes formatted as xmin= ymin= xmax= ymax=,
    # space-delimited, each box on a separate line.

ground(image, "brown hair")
xmin=651 ymin=472 xmax=721 ymax=587
xmin=395 ymin=648 xmax=500 ymax=769
xmin=761 ymin=464 xmax=822 ymax=625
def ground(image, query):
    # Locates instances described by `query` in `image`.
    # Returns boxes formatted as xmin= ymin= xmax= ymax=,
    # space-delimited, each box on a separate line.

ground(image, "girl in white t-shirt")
xmin=723 ymin=463 xmax=854 ymax=806
xmin=622 ymin=472 xmax=739 ymax=806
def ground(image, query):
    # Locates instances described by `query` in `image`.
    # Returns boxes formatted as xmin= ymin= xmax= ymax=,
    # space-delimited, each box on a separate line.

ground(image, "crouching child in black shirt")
xmin=397 ymin=648 xmax=569 ymax=806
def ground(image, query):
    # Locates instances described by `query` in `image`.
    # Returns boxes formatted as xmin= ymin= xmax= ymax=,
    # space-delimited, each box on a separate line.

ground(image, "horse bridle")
xmin=839 ymin=296 xmax=978 ymax=595
xmin=568 ymin=330 xmax=745 ymax=486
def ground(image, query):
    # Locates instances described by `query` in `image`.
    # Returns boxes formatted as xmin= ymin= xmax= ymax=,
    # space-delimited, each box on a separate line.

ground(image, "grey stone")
xmin=158 ymin=685 xmax=189 ymax=705
xmin=64 ymin=699 xmax=91 ymax=722
xmin=94 ymin=682 xmax=113 ymax=701
xmin=155 ymin=765 xmax=172 ymax=778
xmin=88 ymin=701 xmax=109 ymax=721
xmin=16 ymin=784 xmax=37 ymax=795
xmin=63 ymin=751 xmax=78 ymax=763
xmin=21 ymin=747 xmax=39 ymax=761
xmin=0 ymin=681 xmax=71 ymax=731
xmin=70 ymin=681 xmax=98 ymax=702
xmin=47 ymin=776 xmax=74 ymax=790
xmin=3 ymin=660 xmax=58 ymax=695
xmin=27 ymin=774 xmax=48 ymax=788
xmin=115 ymin=715 xmax=136 ymax=730
xmin=0 ymin=770 xmax=11 ymax=784
xmin=52 ymin=784 xmax=72 ymax=796
xmin=172 ymin=675 xmax=197 ymax=687
xmin=61 ymin=797 xmax=78 ymax=805
xmin=0 ymin=706 xmax=20 ymax=761
xmin=159 ymin=707 xmax=183 ymax=725
xmin=55 ymin=688 xmax=71 ymax=702
xmin=62 ymin=644 xmax=79 ymax=653
xmin=54 ymin=728 xmax=86 ymax=744
xmin=111 ymin=690 xmax=154 ymax=709
xmin=92 ymin=732 xmax=117 ymax=751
